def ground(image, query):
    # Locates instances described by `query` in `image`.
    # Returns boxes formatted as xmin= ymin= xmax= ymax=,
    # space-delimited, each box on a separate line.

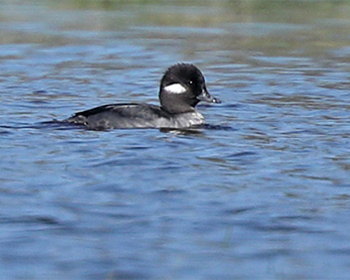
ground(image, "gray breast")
xmin=161 ymin=111 xmax=204 ymax=128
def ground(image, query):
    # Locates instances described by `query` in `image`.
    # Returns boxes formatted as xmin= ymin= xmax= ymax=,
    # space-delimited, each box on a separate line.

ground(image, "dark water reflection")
xmin=1 ymin=0 xmax=350 ymax=279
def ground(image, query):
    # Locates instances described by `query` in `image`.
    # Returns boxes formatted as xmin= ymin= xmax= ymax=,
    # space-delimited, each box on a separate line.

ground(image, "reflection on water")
xmin=1 ymin=0 xmax=350 ymax=279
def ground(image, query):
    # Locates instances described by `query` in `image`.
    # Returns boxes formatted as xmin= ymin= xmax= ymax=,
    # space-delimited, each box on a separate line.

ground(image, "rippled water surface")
xmin=1 ymin=1 xmax=350 ymax=279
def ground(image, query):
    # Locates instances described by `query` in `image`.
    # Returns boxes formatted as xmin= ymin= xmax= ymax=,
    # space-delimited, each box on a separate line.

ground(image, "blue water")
xmin=1 ymin=1 xmax=350 ymax=279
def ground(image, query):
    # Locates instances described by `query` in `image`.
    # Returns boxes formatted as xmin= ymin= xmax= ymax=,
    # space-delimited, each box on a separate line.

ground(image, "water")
xmin=1 ymin=1 xmax=350 ymax=279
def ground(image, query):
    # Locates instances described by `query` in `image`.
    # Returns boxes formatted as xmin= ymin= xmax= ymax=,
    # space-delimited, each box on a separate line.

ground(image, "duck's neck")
xmin=159 ymin=92 xmax=198 ymax=114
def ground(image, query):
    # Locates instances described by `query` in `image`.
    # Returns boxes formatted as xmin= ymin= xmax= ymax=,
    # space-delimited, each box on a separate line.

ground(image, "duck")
xmin=65 ymin=63 xmax=220 ymax=129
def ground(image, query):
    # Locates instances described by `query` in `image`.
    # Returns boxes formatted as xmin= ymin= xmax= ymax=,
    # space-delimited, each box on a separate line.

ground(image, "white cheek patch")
xmin=164 ymin=83 xmax=187 ymax=94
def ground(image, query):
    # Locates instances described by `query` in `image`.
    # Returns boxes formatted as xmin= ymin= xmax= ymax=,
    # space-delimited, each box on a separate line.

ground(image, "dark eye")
xmin=188 ymin=80 xmax=193 ymax=85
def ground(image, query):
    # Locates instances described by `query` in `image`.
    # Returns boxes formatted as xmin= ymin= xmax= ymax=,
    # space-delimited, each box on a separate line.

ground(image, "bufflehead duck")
xmin=65 ymin=63 xmax=220 ymax=129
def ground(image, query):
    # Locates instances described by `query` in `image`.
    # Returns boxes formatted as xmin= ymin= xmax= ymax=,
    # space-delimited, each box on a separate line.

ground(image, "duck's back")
xmin=66 ymin=103 xmax=204 ymax=129
xmin=66 ymin=103 xmax=164 ymax=129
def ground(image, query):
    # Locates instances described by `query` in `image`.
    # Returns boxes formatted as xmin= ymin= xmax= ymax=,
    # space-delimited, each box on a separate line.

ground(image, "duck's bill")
xmin=197 ymin=88 xmax=221 ymax=104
